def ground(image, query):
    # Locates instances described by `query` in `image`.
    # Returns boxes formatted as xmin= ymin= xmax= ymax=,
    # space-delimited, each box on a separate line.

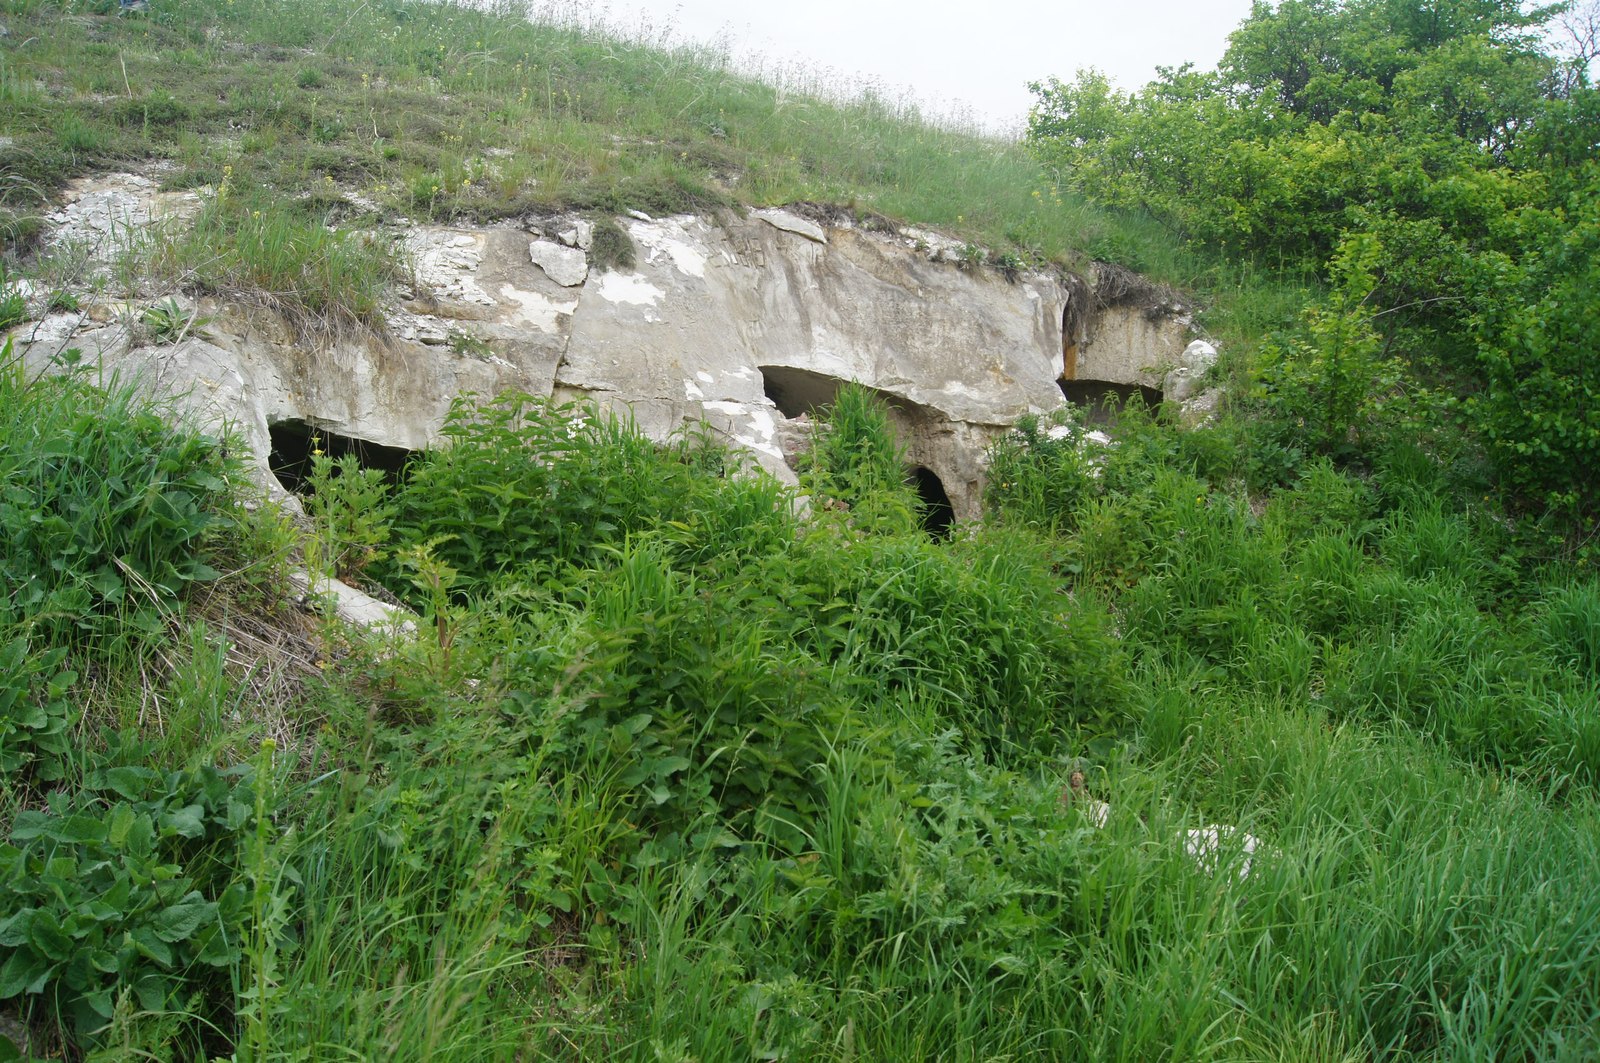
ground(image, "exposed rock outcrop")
xmin=7 ymin=173 xmax=1195 ymax=521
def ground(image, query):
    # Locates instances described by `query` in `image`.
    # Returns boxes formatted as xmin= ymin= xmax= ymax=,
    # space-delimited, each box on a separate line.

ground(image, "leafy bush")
xmin=797 ymin=382 xmax=921 ymax=535
xmin=0 ymin=637 xmax=76 ymax=786
xmin=1469 ymin=185 xmax=1600 ymax=518
xmin=810 ymin=528 xmax=1130 ymax=750
xmin=985 ymin=411 xmax=1100 ymax=532
xmin=0 ymin=345 xmax=231 ymax=647
xmin=0 ymin=759 xmax=261 ymax=1041
xmin=303 ymin=451 xmax=395 ymax=583
xmin=386 ymin=392 xmax=685 ymax=590
xmin=561 ymin=542 xmax=848 ymax=855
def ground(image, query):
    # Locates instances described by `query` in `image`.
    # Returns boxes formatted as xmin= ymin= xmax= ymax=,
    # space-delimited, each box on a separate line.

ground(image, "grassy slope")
xmin=2 ymin=365 xmax=1599 ymax=1060
xmin=0 ymin=0 xmax=1310 ymax=339
xmin=3 ymin=2 xmax=1600 ymax=1060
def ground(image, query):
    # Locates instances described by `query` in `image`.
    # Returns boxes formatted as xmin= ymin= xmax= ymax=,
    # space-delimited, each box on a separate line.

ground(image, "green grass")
xmin=3 ymin=1 xmax=1598 ymax=1057
xmin=0 ymin=0 xmax=1311 ymax=342
xmin=4 ymin=354 xmax=1599 ymax=1059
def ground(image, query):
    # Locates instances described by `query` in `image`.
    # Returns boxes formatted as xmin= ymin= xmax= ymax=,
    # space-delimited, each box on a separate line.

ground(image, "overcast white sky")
xmin=577 ymin=0 xmax=1258 ymax=132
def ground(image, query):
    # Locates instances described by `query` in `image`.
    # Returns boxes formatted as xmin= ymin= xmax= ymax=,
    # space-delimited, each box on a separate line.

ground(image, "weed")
xmin=993 ymin=249 xmax=1025 ymax=281
xmin=0 ymin=340 xmax=230 ymax=650
xmin=0 ymin=755 xmax=262 ymax=1044
xmin=140 ymin=297 xmax=210 ymax=344
xmin=146 ymin=194 xmax=401 ymax=335
xmin=445 ymin=329 xmax=493 ymax=359
xmin=302 ymin=449 xmax=395 ymax=584
xmin=587 ymin=214 xmax=636 ymax=272
xmin=0 ymin=270 xmax=24 ymax=330
xmin=45 ymin=289 xmax=79 ymax=314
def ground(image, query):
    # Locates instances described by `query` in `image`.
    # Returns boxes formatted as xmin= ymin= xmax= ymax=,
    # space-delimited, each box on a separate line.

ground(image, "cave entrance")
xmin=907 ymin=466 xmax=955 ymax=539
xmin=1058 ymin=380 xmax=1163 ymax=425
xmin=759 ymin=366 xmax=964 ymax=536
xmin=760 ymin=364 xmax=851 ymax=418
xmin=267 ymin=420 xmax=414 ymax=493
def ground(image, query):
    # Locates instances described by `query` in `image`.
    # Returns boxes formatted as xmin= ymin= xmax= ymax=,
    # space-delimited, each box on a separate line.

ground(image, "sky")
xmin=576 ymin=0 xmax=1258 ymax=133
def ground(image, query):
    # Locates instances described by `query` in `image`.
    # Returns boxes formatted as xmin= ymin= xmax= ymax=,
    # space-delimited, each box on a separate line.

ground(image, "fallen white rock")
xmin=1182 ymin=824 xmax=1269 ymax=880
xmin=1163 ymin=339 xmax=1218 ymax=404
xmin=289 ymin=569 xmax=415 ymax=637
xmin=528 ymin=239 xmax=589 ymax=287
xmin=1067 ymin=786 xmax=1275 ymax=881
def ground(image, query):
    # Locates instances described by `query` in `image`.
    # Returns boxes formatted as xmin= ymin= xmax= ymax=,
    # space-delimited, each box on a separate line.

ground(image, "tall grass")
xmin=0 ymin=0 xmax=1310 ymax=341
xmin=5 ymin=115 xmax=1600 ymax=1063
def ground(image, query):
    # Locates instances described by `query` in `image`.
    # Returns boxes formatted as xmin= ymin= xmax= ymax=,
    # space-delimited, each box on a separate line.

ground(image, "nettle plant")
xmin=303 ymin=450 xmax=396 ymax=584
xmin=0 ymin=760 xmax=264 ymax=1040
xmin=0 ymin=638 xmax=77 ymax=786
xmin=0 ymin=343 xmax=233 ymax=648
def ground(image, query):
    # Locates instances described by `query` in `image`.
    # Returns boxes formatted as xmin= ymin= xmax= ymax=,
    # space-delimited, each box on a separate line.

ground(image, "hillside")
xmin=3 ymin=0 xmax=1600 ymax=1060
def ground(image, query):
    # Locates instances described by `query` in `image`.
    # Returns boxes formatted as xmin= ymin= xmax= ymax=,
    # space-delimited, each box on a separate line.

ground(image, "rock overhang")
xmin=5 ymin=176 xmax=1196 ymax=520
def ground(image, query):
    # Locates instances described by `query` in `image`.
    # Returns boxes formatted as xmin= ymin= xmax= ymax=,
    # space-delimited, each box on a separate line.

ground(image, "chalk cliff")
xmin=7 ymin=174 xmax=1199 ymax=519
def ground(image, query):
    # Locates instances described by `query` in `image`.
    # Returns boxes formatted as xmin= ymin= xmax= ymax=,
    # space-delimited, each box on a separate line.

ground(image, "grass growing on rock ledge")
xmin=0 ymin=0 xmax=1306 ymax=340
xmin=3 ymin=343 xmax=1599 ymax=1060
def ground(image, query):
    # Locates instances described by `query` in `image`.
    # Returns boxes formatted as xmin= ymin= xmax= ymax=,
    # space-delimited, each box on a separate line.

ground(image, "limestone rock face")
xmin=7 ymin=176 xmax=1194 ymax=521
xmin=1071 ymin=302 xmax=1189 ymax=391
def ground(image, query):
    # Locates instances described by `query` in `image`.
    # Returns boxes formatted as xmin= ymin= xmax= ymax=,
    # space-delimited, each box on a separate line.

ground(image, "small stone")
xmin=529 ymin=239 xmax=589 ymax=287
xmin=626 ymin=209 xmax=653 ymax=222
xmin=87 ymin=302 xmax=130 ymax=324
xmin=558 ymin=219 xmax=594 ymax=250
xmin=415 ymin=322 xmax=449 ymax=345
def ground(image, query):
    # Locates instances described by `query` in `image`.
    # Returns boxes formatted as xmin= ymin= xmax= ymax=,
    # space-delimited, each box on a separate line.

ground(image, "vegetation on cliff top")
xmin=4 ymin=345 xmax=1600 ymax=1059
xmin=1027 ymin=0 xmax=1600 ymax=520
xmin=2 ymin=0 xmax=1600 ymax=1057
xmin=0 ymin=0 xmax=1192 ymax=277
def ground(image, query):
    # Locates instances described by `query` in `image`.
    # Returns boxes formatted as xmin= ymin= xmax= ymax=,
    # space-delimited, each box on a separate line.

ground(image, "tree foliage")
xmin=1027 ymin=0 xmax=1599 ymax=521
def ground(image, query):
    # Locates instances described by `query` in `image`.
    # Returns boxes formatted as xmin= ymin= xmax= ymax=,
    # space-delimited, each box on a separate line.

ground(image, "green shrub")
xmin=560 ymin=542 xmax=848 ymax=856
xmin=813 ymin=528 xmax=1130 ymax=751
xmin=1264 ymin=457 xmax=1377 ymax=545
xmin=0 ymin=345 xmax=231 ymax=648
xmin=798 ymin=383 xmax=921 ymax=536
xmin=587 ymin=215 xmax=635 ymax=272
xmin=985 ymin=411 xmax=1100 ymax=532
xmin=0 ymin=637 xmax=76 ymax=786
xmin=385 ymin=392 xmax=700 ymax=591
xmin=303 ymin=451 xmax=395 ymax=583
xmin=0 ymin=758 xmax=261 ymax=1042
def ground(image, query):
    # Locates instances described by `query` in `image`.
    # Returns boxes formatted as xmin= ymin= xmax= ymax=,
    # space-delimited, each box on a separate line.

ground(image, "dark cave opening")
xmin=267 ymin=420 xmax=415 ymax=493
xmin=758 ymin=366 xmax=958 ymax=537
xmin=908 ymin=466 xmax=955 ymax=539
xmin=1057 ymin=380 xmax=1164 ymax=424
xmin=760 ymin=364 xmax=851 ymax=418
